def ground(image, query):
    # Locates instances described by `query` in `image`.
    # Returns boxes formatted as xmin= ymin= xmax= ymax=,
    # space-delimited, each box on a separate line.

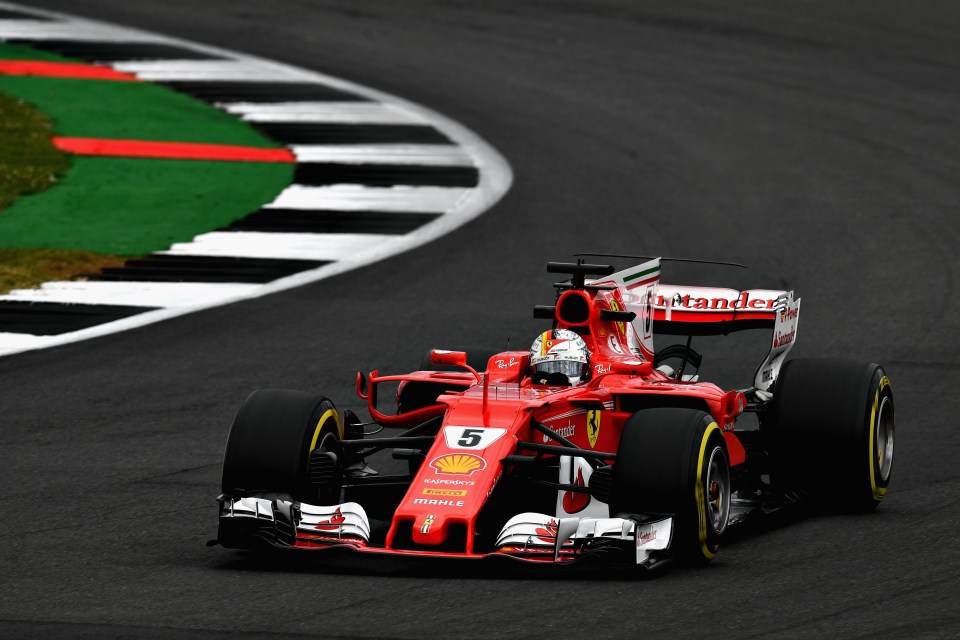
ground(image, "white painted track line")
xmin=161 ymin=232 xmax=399 ymax=261
xmin=0 ymin=332 xmax=46 ymax=349
xmin=111 ymin=59 xmax=312 ymax=82
xmin=222 ymin=102 xmax=427 ymax=125
xmin=291 ymin=144 xmax=473 ymax=166
xmin=265 ymin=185 xmax=469 ymax=212
xmin=0 ymin=281 xmax=261 ymax=307
xmin=0 ymin=19 xmax=155 ymax=41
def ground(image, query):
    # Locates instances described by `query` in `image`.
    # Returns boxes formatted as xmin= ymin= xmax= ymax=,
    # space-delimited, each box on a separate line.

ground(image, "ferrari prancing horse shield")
xmin=587 ymin=409 xmax=601 ymax=448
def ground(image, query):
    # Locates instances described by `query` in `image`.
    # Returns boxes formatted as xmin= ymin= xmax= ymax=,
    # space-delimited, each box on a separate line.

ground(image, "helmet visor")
xmin=535 ymin=360 xmax=583 ymax=380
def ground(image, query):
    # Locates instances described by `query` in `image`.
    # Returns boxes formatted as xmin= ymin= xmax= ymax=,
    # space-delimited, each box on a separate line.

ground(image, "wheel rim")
xmin=706 ymin=446 xmax=730 ymax=534
xmin=876 ymin=394 xmax=894 ymax=481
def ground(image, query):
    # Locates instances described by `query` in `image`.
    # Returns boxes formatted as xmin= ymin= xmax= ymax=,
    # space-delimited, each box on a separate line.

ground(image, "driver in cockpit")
xmin=529 ymin=328 xmax=591 ymax=386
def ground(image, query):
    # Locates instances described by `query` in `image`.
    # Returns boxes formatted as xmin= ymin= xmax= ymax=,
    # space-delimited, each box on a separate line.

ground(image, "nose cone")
xmin=390 ymin=421 xmax=515 ymax=552
xmin=412 ymin=510 xmax=461 ymax=546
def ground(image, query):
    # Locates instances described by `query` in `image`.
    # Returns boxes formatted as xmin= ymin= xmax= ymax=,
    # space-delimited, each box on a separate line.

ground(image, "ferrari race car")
xmin=215 ymin=258 xmax=895 ymax=569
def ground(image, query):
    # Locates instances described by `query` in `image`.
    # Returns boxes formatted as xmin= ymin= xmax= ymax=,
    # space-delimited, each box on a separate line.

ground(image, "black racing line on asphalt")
xmin=2 ymin=1 xmax=959 ymax=639
xmin=248 ymin=122 xmax=454 ymax=145
xmin=158 ymin=80 xmax=367 ymax=103
xmin=0 ymin=300 xmax=157 ymax=334
xmin=87 ymin=255 xmax=331 ymax=284
xmin=292 ymin=163 xmax=479 ymax=187
xmin=223 ymin=209 xmax=441 ymax=234
xmin=6 ymin=38 xmax=229 ymax=61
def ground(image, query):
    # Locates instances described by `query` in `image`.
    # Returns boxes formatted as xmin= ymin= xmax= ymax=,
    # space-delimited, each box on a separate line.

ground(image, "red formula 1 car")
xmin=215 ymin=259 xmax=895 ymax=569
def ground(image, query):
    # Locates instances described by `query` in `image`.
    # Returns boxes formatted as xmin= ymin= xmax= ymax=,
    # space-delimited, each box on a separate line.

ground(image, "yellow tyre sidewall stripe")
xmin=868 ymin=376 xmax=891 ymax=501
xmin=695 ymin=422 xmax=722 ymax=560
xmin=308 ymin=407 xmax=341 ymax=463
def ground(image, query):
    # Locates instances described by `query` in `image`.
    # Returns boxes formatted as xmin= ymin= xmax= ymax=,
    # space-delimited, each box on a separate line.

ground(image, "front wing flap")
xmin=218 ymin=497 xmax=371 ymax=549
xmin=495 ymin=512 xmax=673 ymax=567
xmin=218 ymin=497 xmax=674 ymax=569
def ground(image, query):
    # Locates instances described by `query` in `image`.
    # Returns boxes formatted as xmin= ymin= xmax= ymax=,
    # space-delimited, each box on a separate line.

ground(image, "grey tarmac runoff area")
xmin=1 ymin=1 xmax=959 ymax=638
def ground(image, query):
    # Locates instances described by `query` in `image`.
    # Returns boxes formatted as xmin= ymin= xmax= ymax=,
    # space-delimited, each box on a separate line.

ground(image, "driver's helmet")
xmin=529 ymin=328 xmax=591 ymax=385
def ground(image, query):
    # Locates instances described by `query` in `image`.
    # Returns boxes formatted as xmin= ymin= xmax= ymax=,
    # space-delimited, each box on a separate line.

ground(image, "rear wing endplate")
xmin=653 ymin=284 xmax=801 ymax=391
xmin=591 ymin=260 xmax=800 ymax=391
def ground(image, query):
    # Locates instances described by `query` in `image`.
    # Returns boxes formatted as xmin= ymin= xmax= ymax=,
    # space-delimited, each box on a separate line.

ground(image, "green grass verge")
xmin=0 ymin=42 xmax=280 ymax=146
xmin=0 ymin=40 xmax=294 ymax=261
xmin=0 ymin=41 xmax=75 ymax=62
xmin=0 ymin=248 xmax=127 ymax=295
xmin=0 ymin=76 xmax=287 ymax=146
xmin=0 ymin=90 xmax=69 ymax=210
xmin=0 ymin=89 xmax=123 ymax=294
xmin=0 ymin=156 xmax=292 ymax=255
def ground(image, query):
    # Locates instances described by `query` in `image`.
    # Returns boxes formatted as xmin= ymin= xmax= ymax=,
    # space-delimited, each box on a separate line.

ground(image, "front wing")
xmin=217 ymin=496 xmax=674 ymax=570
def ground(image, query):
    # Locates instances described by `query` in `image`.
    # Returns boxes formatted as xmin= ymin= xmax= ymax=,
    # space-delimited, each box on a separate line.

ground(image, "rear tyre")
xmin=221 ymin=389 xmax=343 ymax=505
xmin=612 ymin=408 xmax=730 ymax=565
xmin=769 ymin=358 xmax=894 ymax=511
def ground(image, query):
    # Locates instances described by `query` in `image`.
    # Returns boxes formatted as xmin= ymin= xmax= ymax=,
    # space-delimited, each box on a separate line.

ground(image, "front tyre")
xmin=220 ymin=389 xmax=343 ymax=504
xmin=612 ymin=408 xmax=731 ymax=565
xmin=770 ymin=358 xmax=895 ymax=511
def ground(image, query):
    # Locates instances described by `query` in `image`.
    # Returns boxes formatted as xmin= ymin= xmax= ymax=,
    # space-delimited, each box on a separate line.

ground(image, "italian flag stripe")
xmin=626 ymin=274 xmax=660 ymax=289
xmin=622 ymin=265 xmax=660 ymax=283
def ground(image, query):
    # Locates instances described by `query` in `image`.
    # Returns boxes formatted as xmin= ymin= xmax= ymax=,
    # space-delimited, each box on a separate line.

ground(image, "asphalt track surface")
xmin=2 ymin=1 xmax=959 ymax=638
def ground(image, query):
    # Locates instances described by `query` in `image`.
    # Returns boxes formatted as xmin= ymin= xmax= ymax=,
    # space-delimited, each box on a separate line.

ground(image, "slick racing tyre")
xmin=221 ymin=389 xmax=343 ymax=505
xmin=769 ymin=358 xmax=894 ymax=511
xmin=612 ymin=408 xmax=731 ymax=565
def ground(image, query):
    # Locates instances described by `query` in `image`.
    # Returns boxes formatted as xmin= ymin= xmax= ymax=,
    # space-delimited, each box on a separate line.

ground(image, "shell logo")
xmin=430 ymin=453 xmax=486 ymax=476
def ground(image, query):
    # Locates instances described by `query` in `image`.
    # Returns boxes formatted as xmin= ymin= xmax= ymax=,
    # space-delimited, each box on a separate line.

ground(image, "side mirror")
xmin=428 ymin=349 xmax=481 ymax=383
xmin=429 ymin=349 xmax=468 ymax=367
xmin=356 ymin=370 xmax=371 ymax=399
xmin=609 ymin=359 xmax=653 ymax=376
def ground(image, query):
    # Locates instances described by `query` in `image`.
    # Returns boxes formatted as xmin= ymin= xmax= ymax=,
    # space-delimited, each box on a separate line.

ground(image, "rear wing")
xmin=590 ymin=259 xmax=800 ymax=391
xmin=654 ymin=284 xmax=800 ymax=390
xmin=654 ymin=285 xmax=791 ymax=329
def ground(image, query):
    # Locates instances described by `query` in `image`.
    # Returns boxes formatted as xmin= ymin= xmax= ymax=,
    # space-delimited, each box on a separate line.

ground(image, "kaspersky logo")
xmin=430 ymin=453 xmax=486 ymax=476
